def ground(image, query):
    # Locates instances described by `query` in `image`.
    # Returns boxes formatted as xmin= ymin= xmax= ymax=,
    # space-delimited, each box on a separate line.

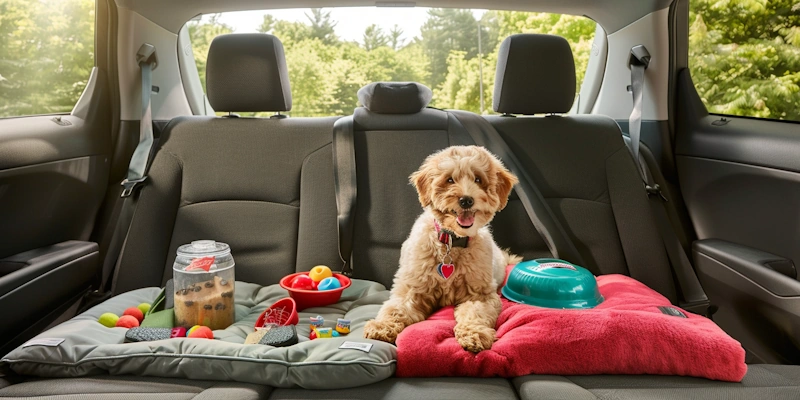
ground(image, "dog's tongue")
xmin=457 ymin=211 xmax=475 ymax=227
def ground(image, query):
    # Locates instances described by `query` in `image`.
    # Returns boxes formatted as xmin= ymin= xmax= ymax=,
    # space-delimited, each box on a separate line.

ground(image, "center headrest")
xmin=493 ymin=34 xmax=576 ymax=115
xmin=357 ymin=82 xmax=433 ymax=114
xmin=206 ymin=33 xmax=292 ymax=112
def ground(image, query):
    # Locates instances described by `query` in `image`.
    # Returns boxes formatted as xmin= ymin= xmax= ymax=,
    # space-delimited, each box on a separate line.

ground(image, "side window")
xmin=186 ymin=8 xmax=595 ymax=117
xmin=689 ymin=0 xmax=800 ymax=122
xmin=0 ymin=0 xmax=95 ymax=118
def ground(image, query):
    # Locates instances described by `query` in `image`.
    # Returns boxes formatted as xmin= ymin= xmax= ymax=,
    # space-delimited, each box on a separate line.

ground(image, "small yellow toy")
xmin=335 ymin=318 xmax=351 ymax=334
xmin=308 ymin=265 xmax=333 ymax=282
xmin=316 ymin=327 xmax=333 ymax=338
xmin=309 ymin=315 xmax=324 ymax=331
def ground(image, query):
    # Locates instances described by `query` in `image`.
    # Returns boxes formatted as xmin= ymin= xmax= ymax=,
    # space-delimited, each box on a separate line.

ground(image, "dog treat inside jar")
xmin=173 ymin=240 xmax=235 ymax=330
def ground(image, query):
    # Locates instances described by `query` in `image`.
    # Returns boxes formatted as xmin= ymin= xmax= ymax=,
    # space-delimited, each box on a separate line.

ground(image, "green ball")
xmin=137 ymin=303 xmax=151 ymax=315
xmin=98 ymin=313 xmax=119 ymax=328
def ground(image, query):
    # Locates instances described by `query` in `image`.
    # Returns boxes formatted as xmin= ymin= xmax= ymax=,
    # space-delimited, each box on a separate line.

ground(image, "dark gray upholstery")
xmin=493 ymin=34 xmax=576 ymax=115
xmin=270 ymin=377 xmax=518 ymax=400
xmin=0 ymin=376 xmax=270 ymax=399
xmin=514 ymin=365 xmax=800 ymax=400
xmin=113 ymin=116 xmax=340 ymax=293
xmin=206 ymin=33 xmax=291 ymax=112
xmin=357 ymin=82 xmax=433 ymax=114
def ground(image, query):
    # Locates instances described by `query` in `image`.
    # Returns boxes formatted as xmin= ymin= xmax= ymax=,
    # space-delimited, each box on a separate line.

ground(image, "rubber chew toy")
xmin=98 ymin=313 xmax=119 ymax=328
xmin=116 ymin=315 xmax=140 ymax=328
xmin=308 ymin=265 xmax=332 ymax=282
xmin=316 ymin=327 xmax=333 ymax=338
xmin=258 ymin=325 xmax=298 ymax=347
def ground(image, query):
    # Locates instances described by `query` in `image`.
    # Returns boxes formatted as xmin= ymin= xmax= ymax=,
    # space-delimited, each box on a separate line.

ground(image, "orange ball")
xmin=116 ymin=315 xmax=140 ymax=328
xmin=123 ymin=307 xmax=144 ymax=322
xmin=187 ymin=326 xmax=214 ymax=339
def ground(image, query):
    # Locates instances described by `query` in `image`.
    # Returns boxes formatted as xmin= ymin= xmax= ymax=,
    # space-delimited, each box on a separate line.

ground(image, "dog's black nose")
xmin=459 ymin=196 xmax=474 ymax=209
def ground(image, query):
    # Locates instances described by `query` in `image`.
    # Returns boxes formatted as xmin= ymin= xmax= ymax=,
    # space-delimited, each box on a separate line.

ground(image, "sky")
xmin=212 ymin=7 xmax=487 ymax=45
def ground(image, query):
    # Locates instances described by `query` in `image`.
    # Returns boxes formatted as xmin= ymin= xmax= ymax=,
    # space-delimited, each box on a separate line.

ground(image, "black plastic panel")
xmin=0 ymin=241 xmax=98 ymax=354
xmin=678 ymin=156 xmax=800 ymax=270
xmin=693 ymin=240 xmax=800 ymax=364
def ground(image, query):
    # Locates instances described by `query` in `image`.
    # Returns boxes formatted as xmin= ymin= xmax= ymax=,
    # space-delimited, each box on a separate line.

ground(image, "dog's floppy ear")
xmin=410 ymin=165 xmax=433 ymax=208
xmin=495 ymin=166 xmax=519 ymax=210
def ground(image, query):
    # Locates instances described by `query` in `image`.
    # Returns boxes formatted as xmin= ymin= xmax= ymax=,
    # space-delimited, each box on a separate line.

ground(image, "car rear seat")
xmin=485 ymin=33 xmax=800 ymax=400
xmin=270 ymin=82 xmax=524 ymax=399
xmin=0 ymin=33 xmax=340 ymax=399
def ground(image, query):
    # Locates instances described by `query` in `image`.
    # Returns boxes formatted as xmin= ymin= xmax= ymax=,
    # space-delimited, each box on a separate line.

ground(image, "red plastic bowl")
xmin=279 ymin=272 xmax=352 ymax=311
xmin=254 ymin=297 xmax=299 ymax=328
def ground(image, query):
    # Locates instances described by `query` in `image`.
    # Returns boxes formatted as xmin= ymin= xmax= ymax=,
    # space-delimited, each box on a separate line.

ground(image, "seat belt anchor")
xmin=120 ymin=177 xmax=147 ymax=198
xmin=645 ymin=183 xmax=668 ymax=202
xmin=628 ymin=44 xmax=651 ymax=69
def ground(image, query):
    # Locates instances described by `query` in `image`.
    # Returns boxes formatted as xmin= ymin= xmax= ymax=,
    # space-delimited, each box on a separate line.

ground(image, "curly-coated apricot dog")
xmin=363 ymin=145 xmax=521 ymax=352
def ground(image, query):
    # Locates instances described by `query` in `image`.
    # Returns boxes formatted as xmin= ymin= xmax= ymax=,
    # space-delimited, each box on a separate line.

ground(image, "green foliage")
xmin=187 ymin=15 xmax=233 ymax=91
xmin=689 ymin=0 xmax=800 ymax=120
xmin=0 ymin=0 xmax=94 ymax=117
xmin=363 ymin=24 xmax=389 ymax=51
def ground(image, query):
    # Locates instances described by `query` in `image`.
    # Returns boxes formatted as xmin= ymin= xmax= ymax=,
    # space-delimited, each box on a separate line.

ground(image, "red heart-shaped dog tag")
xmin=437 ymin=263 xmax=454 ymax=279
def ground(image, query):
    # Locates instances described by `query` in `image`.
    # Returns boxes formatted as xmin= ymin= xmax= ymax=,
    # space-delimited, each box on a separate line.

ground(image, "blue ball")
xmin=332 ymin=331 xmax=340 ymax=337
xmin=317 ymin=277 xmax=341 ymax=291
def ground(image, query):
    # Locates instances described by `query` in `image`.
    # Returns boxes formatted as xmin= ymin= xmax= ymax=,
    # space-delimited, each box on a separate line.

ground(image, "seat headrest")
xmin=493 ymin=34 xmax=576 ymax=115
xmin=206 ymin=33 xmax=292 ymax=112
xmin=357 ymin=82 xmax=432 ymax=114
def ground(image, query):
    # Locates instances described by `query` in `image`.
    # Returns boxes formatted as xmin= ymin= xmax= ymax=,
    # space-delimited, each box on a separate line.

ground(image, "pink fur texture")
xmin=396 ymin=268 xmax=747 ymax=382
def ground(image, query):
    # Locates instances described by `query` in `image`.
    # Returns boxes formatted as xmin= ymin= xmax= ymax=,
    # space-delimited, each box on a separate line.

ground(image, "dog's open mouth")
xmin=453 ymin=209 xmax=475 ymax=228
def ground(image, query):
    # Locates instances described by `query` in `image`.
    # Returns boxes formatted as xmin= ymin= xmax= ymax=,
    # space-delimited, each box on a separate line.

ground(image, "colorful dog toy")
xmin=336 ymin=318 xmax=351 ymax=334
xmin=308 ymin=265 xmax=332 ymax=282
xmin=317 ymin=276 xmax=341 ymax=291
xmin=316 ymin=327 xmax=333 ymax=338
xmin=309 ymin=315 xmax=324 ymax=331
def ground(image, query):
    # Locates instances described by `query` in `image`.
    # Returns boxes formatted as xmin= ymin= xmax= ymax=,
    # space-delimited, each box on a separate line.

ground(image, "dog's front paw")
xmin=455 ymin=324 xmax=496 ymax=353
xmin=363 ymin=319 xmax=403 ymax=344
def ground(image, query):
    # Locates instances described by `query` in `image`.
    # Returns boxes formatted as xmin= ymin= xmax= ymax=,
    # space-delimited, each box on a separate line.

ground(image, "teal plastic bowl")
xmin=502 ymin=259 xmax=604 ymax=309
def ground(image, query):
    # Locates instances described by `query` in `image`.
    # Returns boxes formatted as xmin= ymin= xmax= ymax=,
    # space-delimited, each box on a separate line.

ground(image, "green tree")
xmin=0 ymin=0 xmax=95 ymax=117
xmin=432 ymin=11 xmax=595 ymax=113
xmin=689 ymin=0 xmax=800 ymax=120
xmin=305 ymin=8 xmax=338 ymax=45
xmin=363 ymin=24 xmax=389 ymax=51
xmin=389 ymin=25 xmax=405 ymax=50
xmin=187 ymin=14 xmax=233 ymax=91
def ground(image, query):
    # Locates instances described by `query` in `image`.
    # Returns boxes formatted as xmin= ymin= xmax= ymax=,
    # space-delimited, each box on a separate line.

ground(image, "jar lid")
xmin=176 ymin=240 xmax=231 ymax=259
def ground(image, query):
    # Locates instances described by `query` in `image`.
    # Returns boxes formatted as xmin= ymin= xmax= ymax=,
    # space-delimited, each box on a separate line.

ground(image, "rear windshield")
xmin=186 ymin=7 xmax=596 ymax=117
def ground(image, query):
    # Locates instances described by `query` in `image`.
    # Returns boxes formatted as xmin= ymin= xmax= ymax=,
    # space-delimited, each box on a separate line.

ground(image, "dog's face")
xmin=410 ymin=146 xmax=519 ymax=237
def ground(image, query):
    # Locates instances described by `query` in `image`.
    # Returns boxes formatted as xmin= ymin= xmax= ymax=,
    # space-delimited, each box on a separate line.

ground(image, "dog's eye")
xmin=447 ymin=177 xmax=454 ymax=184
xmin=474 ymin=177 xmax=482 ymax=183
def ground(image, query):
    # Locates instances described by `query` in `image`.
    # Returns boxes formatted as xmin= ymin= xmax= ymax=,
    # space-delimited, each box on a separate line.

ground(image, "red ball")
xmin=123 ymin=307 xmax=144 ymax=322
xmin=290 ymin=274 xmax=315 ymax=290
xmin=116 ymin=315 xmax=140 ymax=328
xmin=187 ymin=326 xmax=214 ymax=339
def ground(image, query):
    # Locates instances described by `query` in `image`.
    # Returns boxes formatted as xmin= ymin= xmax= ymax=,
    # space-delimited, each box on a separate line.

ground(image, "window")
xmin=186 ymin=8 xmax=596 ymax=117
xmin=689 ymin=0 xmax=800 ymax=122
xmin=0 ymin=0 xmax=95 ymax=118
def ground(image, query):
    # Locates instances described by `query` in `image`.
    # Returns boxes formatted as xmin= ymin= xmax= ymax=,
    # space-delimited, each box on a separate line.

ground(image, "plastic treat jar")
xmin=173 ymin=240 xmax=235 ymax=330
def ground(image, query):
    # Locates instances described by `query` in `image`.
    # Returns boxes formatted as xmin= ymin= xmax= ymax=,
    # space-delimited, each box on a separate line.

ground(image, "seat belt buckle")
xmin=645 ymin=183 xmax=668 ymax=202
xmin=120 ymin=177 xmax=147 ymax=198
xmin=680 ymin=299 xmax=713 ymax=318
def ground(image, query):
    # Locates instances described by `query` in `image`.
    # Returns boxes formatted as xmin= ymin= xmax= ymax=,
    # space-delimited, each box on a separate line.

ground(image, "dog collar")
xmin=433 ymin=219 xmax=470 ymax=248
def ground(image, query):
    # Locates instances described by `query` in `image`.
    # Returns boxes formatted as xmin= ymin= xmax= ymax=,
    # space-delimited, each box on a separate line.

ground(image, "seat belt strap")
xmin=332 ymin=116 xmax=357 ymax=277
xmin=628 ymin=45 xmax=650 ymax=183
xmin=448 ymin=110 xmax=587 ymax=267
xmin=96 ymin=44 xmax=159 ymax=294
xmin=122 ymin=43 xmax=158 ymax=198
xmin=627 ymin=45 xmax=710 ymax=316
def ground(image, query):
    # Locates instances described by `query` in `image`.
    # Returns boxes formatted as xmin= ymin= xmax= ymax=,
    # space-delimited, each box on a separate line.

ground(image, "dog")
xmin=363 ymin=145 xmax=521 ymax=352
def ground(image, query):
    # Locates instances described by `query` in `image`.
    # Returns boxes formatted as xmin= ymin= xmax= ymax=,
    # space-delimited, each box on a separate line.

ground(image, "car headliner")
xmin=117 ymin=0 xmax=673 ymax=35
